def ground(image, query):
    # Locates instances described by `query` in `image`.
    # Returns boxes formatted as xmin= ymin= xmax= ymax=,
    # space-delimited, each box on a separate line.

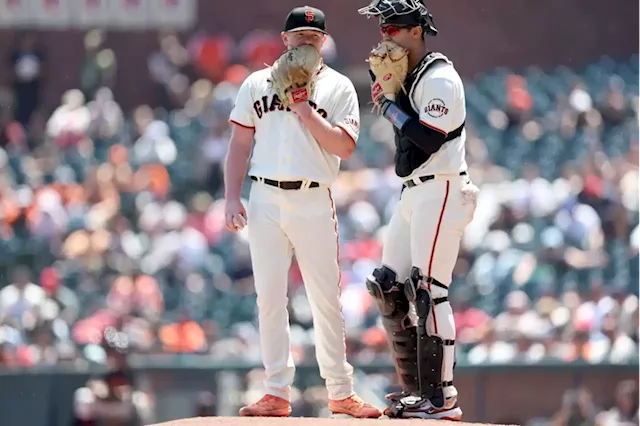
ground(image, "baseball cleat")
xmin=385 ymin=390 xmax=413 ymax=401
xmin=238 ymin=394 xmax=292 ymax=417
xmin=383 ymin=390 xmax=413 ymax=416
xmin=328 ymin=394 xmax=382 ymax=418
xmin=388 ymin=395 xmax=463 ymax=421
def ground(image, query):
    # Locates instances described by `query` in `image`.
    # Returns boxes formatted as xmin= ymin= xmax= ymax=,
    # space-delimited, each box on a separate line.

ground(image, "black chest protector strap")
xmin=410 ymin=53 xmax=463 ymax=143
xmin=443 ymin=120 xmax=465 ymax=142
xmin=408 ymin=52 xmax=451 ymax=110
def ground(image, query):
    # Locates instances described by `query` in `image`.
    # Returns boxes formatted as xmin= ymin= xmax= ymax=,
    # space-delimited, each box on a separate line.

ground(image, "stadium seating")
xmin=0 ymin=54 xmax=637 ymax=367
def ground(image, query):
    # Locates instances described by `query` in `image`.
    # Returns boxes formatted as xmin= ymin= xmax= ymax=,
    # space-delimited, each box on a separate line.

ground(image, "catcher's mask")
xmin=358 ymin=0 xmax=438 ymax=37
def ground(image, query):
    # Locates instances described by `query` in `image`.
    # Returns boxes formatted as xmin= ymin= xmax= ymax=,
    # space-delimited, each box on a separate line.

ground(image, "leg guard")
xmin=366 ymin=266 xmax=419 ymax=395
xmin=406 ymin=267 xmax=455 ymax=405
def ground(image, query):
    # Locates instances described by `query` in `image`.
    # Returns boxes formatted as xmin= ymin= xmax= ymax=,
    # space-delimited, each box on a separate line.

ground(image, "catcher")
xmin=358 ymin=0 xmax=479 ymax=421
xmin=224 ymin=5 xmax=381 ymax=419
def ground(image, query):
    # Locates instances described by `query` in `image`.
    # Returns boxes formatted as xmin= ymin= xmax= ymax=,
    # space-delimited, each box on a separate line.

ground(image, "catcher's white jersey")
xmin=229 ymin=66 xmax=360 ymax=185
xmin=406 ymin=58 xmax=467 ymax=180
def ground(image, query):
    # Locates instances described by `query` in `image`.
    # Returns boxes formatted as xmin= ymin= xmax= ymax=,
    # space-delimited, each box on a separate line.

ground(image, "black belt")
xmin=403 ymin=171 xmax=467 ymax=188
xmin=250 ymin=175 xmax=320 ymax=190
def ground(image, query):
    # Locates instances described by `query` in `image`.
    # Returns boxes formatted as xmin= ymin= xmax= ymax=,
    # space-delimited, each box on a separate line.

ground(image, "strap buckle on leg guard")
xmin=403 ymin=265 xmax=423 ymax=303
xmin=403 ymin=277 xmax=416 ymax=302
xmin=405 ymin=267 xmax=449 ymax=304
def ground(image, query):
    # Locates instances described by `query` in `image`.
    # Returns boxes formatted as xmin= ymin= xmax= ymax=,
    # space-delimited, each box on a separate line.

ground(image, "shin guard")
xmin=406 ymin=267 xmax=455 ymax=403
xmin=366 ymin=266 xmax=419 ymax=394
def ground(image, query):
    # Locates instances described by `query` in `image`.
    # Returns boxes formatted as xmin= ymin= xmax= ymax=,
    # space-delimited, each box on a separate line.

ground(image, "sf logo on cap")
xmin=305 ymin=9 xmax=315 ymax=22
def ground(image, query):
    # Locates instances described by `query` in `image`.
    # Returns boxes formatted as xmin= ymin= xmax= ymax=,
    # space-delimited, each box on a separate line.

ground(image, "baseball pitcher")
xmin=224 ymin=5 xmax=381 ymax=419
xmin=358 ymin=0 xmax=479 ymax=420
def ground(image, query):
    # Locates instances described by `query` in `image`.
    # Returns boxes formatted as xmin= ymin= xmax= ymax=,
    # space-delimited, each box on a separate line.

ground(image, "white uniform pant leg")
xmin=381 ymin=194 xmax=413 ymax=283
xmin=247 ymin=183 xmax=295 ymax=401
xmin=285 ymin=187 xmax=354 ymax=401
xmin=379 ymin=195 xmax=421 ymax=392
xmin=408 ymin=177 xmax=478 ymax=399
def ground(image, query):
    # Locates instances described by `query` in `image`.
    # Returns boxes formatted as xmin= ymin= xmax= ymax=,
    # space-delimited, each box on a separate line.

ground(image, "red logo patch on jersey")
xmin=383 ymin=73 xmax=392 ymax=81
xmin=425 ymin=98 xmax=449 ymax=118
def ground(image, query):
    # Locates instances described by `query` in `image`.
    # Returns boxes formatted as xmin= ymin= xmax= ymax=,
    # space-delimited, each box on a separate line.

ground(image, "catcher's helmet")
xmin=358 ymin=0 xmax=438 ymax=37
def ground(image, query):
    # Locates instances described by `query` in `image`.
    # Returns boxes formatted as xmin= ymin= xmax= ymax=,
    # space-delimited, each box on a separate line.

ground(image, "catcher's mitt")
xmin=270 ymin=44 xmax=322 ymax=108
xmin=367 ymin=40 xmax=409 ymax=107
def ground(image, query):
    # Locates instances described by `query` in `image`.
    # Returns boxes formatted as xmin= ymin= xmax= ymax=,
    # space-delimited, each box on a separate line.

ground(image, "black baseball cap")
xmin=284 ymin=6 xmax=327 ymax=34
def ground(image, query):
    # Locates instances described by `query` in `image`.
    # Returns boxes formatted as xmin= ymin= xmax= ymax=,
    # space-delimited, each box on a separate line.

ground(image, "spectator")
xmin=8 ymin=31 xmax=45 ymax=128
xmin=193 ymin=391 xmax=217 ymax=417
xmin=87 ymin=87 xmax=124 ymax=163
xmin=596 ymin=380 xmax=639 ymax=426
xmin=131 ymin=120 xmax=177 ymax=166
xmin=147 ymin=32 xmax=192 ymax=110
xmin=505 ymin=74 xmax=532 ymax=127
xmin=46 ymin=89 xmax=91 ymax=149
xmin=550 ymin=388 xmax=598 ymax=426
xmin=80 ymin=29 xmax=117 ymax=101
xmin=0 ymin=266 xmax=47 ymax=329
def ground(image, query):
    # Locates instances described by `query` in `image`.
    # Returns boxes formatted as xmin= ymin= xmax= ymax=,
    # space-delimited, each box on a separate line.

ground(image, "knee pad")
xmin=366 ymin=266 xmax=409 ymax=319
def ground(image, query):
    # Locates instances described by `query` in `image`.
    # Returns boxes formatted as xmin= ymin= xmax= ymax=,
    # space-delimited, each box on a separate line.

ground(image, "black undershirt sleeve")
xmin=380 ymin=98 xmax=447 ymax=157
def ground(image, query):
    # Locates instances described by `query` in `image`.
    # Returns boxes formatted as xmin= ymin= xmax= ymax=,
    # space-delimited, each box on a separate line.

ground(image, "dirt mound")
xmin=151 ymin=416 xmax=514 ymax=426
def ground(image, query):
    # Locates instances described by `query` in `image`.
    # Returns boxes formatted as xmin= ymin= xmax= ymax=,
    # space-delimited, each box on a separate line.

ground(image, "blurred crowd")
xmin=530 ymin=380 xmax=638 ymax=426
xmin=0 ymin=27 xmax=637 ymax=422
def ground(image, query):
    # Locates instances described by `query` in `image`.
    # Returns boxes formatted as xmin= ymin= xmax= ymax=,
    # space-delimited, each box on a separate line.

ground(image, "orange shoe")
xmin=328 ymin=394 xmax=382 ymax=418
xmin=238 ymin=394 xmax=292 ymax=417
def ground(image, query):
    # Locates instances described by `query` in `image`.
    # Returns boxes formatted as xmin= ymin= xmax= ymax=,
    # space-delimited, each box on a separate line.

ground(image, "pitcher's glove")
xmin=367 ymin=40 xmax=409 ymax=109
xmin=270 ymin=45 xmax=322 ymax=109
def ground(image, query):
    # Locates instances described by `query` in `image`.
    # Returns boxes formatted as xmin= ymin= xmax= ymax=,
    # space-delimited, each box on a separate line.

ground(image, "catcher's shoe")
xmin=388 ymin=395 xmax=463 ymax=421
xmin=238 ymin=394 xmax=292 ymax=417
xmin=385 ymin=390 xmax=412 ymax=401
xmin=383 ymin=390 xmax=413 ymax=416
xmin=328 ymin=394 xmax=382 ymax=418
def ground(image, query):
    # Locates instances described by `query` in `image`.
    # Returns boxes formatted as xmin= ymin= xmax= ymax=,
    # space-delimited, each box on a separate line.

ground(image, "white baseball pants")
xmin=381 ymin=174 xmax=478 ymax=399
xmin=246 ymin=181 xmax=354 ymax=401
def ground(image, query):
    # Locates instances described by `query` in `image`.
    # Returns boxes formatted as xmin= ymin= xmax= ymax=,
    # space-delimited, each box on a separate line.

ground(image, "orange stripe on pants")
xmin=426 ymin=180 xmax=450 ymax=335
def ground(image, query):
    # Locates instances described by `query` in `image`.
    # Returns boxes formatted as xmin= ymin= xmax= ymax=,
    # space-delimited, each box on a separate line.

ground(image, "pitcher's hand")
xmin=225 ymin=199 xmax=247 ymax=232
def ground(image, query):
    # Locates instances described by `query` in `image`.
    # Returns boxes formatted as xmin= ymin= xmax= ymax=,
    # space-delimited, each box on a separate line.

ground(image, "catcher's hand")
xmin=367 ymin=40 xmax=409 ymax=107
xmin=270 ymin=45 xmax=322 ymax=109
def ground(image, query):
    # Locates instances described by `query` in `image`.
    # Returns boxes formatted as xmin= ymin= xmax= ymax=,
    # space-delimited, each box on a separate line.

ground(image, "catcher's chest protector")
xmin=394 ymin=52 xmax=453 ymax=178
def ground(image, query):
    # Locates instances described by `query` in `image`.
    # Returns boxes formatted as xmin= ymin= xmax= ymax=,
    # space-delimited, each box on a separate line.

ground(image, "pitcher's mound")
xmin=151 ymin=417 xmax=512 ymax=426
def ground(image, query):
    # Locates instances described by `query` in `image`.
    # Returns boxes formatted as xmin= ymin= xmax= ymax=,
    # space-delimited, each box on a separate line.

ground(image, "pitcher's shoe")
xmin=388 ymin=394 xmax=463 ymax=421
xmin=328 ymin=394 xmax=382 ymax=418
xmin=238 ymin=394 xmax=291 ymax=417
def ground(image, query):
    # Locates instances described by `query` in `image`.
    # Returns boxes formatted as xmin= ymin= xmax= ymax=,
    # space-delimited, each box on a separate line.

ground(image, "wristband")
xmin=381 ymin=99 xmax=411 ymax=130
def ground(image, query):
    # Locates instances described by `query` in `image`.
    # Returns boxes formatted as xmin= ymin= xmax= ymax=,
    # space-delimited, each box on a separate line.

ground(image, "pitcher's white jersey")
xmin=229 ymin=65 xmax=360 ymax=185
xmin=406 ymin=55 xmax=467 ymax=180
